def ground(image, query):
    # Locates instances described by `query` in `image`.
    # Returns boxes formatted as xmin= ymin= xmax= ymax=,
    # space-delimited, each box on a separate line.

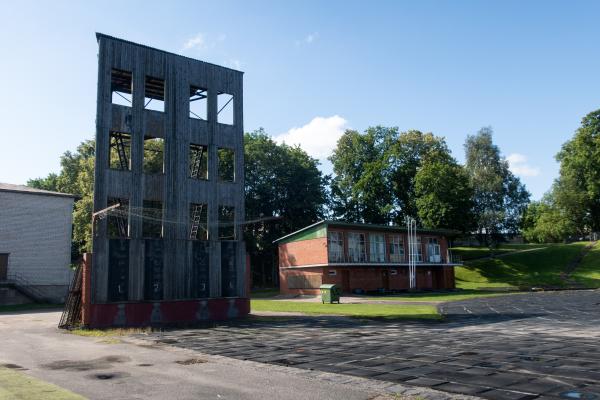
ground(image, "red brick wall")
xmin=81 ymin=253 xmax=92 ymax=326
xmin=278 ymin=237 xmax=328 ymax=267
xmin=279 ymin=267 xmax=324 ymax=295
xmin=280 ymin=266 xmax=453 ymax=295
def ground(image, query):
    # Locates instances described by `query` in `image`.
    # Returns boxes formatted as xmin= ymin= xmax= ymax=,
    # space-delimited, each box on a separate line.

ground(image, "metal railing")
xmin=5 ymin=272 xmax=50 ymax=303
xmin=328 ymin=252 xmax=462 ymax=265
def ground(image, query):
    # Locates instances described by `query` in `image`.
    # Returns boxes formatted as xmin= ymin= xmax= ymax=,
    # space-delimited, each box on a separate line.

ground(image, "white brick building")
xmin=0 ymin=183 xmax=76 ymax=303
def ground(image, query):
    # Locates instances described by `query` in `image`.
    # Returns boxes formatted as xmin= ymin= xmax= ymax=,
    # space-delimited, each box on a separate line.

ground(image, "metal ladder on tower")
xmin=190 ymin=146 xmax=205 ymax=179
xmin=189 ymin=146 xmax=205 ymax=239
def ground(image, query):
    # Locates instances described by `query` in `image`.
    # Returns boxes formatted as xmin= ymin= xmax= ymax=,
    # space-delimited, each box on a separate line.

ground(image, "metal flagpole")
xmin=406 ymin=216 xmax=417 ymax=289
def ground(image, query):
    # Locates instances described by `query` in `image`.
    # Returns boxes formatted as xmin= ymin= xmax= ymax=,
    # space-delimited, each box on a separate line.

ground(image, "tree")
xmin=329 ymin=127 xmax=453 ymax=225
xmin=415 ymin=159 xmax=474 ymax=232
xmin=244 ymin=129 xmax=329 ymax=286
xmin=522 ymin=192 xmax=576 ymax=243
xmin=464 ymin=127 xmax=530 ymax=245
xmin=555 ymin=109 xmax=600 ymax=233
xmin=329 ymin=127 xmax=393 ymax=223
xmin=29 ymin=140 xmax=96 ymax=255
xmin=388 ymin=130 xmax=453 ymax=224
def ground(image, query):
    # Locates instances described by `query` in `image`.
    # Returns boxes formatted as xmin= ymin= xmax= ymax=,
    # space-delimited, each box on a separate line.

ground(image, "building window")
xmin=144 ymin=76 xmax=165 ymax=112
xmin=189 ymin=85 xmax=207 ymax=120
xmin=427 ymin=237 xmax=441 ymax=263
xmin=218 ymin=148 xmax=235 ymax=182
xmin=416 ymin=236 xmax=423 ymax=262
xmin=142 ymin=200 xmax=163 ymax=238
xmin=189 ymin=144 xmax=208 ymax=180
xmin=109 ymin=132 xmax=131 ymax=170
xmin=389 ymin=235 xmax=404 ymax=262
xmin=143 ymin=136 xmax=164 ymax=174
xmin=369 ymin=233 xmax=386 ymax=262
xmin=189 ymin=203 xmax=208 ymax=240
xmin=347 ymin=232 xmax=366 ymax=262
xmin=107 ymin=197 xmax=129 ymax=238
xmin=217 ymin=92 xmax=234 ymax=125
xmin=328 ymin=231 xmax=343 ymax=262
xmin=328 ymin=270 xmax=337 ymax=276
xmin=218 ymin=206 xmax=235 ymax=240
xmin=111 ymin=69 xmax=132 ymax=107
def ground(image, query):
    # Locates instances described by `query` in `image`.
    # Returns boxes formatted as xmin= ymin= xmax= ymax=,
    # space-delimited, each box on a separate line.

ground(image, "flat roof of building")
xmin=0 ymin=183 xmax=77 ymax=199
xmin=273 ymin=220 xmax=460 ymax=244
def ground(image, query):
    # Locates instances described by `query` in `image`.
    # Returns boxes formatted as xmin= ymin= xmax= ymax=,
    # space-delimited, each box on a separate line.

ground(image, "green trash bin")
xmin=320 ymin=284 xmax=341 ymax=304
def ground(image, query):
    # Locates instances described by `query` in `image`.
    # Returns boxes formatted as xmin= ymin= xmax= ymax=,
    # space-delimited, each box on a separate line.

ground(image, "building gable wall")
xmin=0 ymin=191 xmax=74 ymax=287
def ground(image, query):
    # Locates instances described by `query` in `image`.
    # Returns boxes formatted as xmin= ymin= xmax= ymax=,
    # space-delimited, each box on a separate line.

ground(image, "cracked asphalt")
xmin=139 ymin=290 xmax=600 ymax=400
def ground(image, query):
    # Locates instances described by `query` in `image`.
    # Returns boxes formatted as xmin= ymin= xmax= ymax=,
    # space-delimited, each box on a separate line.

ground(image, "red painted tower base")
xmin=81 ymin=254 xmax=250 ymax=329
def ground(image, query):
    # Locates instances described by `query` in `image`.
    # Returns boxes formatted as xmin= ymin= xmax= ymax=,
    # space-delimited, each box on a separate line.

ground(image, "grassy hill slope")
xmin=454 ymin=242 xmax=595 ymax=289
xmin=572 ymin=242 xmax=600 ymax=287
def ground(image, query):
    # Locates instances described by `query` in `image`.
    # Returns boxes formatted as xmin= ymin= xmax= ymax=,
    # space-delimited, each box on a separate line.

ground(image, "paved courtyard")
xmin=139 ymin=290 xmax=600 ymax=400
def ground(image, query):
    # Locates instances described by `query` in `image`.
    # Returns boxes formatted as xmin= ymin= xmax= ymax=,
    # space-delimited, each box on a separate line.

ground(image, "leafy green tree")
xmin=464 ymin=127 xmax=530 ymax=245
xmin=244 ymin=129 xmax=329 ymax=286
xmin=329 ymin=127 xmax=393 ymax=223
xmin=329 ymin=127 xmax=453 ymax=225
xmin=28 ymin=140 xmax=95 ymax=255
xmin=415 ymin=159 xmax=474 ymax=232
xmin=388 ymin=130 xmax=453 ymax=223
xmin=522 ymin=193 xmax=576 ymax=243
xmin=27 ymin=173 xmax=59 ymax=192
xmin=555 ymin=109 xmax=600 ymax=233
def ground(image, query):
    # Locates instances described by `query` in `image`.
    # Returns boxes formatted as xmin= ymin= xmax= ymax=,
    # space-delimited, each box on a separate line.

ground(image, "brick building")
xmin=276 ymin=221 xmax=460 ymax=295
xmin=0 ymin=183 xmax=75 ymax=304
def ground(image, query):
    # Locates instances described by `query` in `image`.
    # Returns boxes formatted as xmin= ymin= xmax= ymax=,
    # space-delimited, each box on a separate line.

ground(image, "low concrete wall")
xmin=0 ymin=286 xmax=32 ymax=305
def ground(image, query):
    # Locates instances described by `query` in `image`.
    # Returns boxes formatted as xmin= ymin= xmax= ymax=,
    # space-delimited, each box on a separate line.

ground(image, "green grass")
xmin=250 ymin=299 xmax=440 ymax=320
xmin=364 ymin=290 xmax=517 ymax=302
xmin=451 ymin=243 xmax=548 ymax=261
xmin=451 ymin=247 xmax=515 ymax=261
xmin=0 ymin=303 xmax=61 ymax=313
xmin=250 ymin=288 xmax=280 ymax=298
xmin=455 ymin=242 xmax=591 ymax=289
xmin=572 ymin=242 xmax=600 ymax=288
xmin=0 ymin=366 xmax=85 ymax=399
xmin=68 ymin=327 xmax=149 ymax=337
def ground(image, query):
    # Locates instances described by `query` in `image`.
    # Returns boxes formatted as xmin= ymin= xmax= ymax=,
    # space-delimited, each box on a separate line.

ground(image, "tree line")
xmin=28 ymin=109 xmax=600 ymax=285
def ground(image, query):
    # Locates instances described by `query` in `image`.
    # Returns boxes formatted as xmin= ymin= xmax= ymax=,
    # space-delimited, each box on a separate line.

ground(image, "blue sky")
xmin=1 ymin=1 xmax=599 ymax=199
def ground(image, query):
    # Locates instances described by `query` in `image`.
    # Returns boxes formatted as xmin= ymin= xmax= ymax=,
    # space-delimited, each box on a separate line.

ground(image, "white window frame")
xmin=428 ymin=237 xmax=441 ymax=263
xmin=347 ymin=232 xmax=367 ymax=262
xmin=369 ymin=233 xmax=386 ymax=262
xmin=328 ymin=231 xmax=344 ymax=262
xmin=389 ymin=235 xmax=404 ymax=263
xmin=416 ymin=236 xmax=423 ymax=263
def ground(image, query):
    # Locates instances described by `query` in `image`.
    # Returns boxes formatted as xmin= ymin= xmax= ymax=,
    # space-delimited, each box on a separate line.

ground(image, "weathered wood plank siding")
xmin=92 ymin=33 xmax=245 ymax=304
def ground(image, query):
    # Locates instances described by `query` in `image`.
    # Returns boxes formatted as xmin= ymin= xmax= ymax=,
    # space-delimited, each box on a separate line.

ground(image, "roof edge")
xmin=273 ymin=220 xmax=460 ymax=244
xmin=0 ymin=183 xmax=78 ymax=199
xmin=95 ymin=32 xmax=244 ymax=74
xmin=273 ymin=220 xmax=327 ymax=244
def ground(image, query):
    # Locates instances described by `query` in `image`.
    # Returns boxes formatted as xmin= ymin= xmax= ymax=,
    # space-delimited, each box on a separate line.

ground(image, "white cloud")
xmin=182 ymin=33 xmax=227 ymax=52
xmin=183 ymin=33 xmax=206 ymax=50
xmin=296 ymin=32 xmax=319 ymax=46
xmin=274 ymin=116 xmax=348 ymax=160
xmin=507 ymin=153 xmax=541 ymax=177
